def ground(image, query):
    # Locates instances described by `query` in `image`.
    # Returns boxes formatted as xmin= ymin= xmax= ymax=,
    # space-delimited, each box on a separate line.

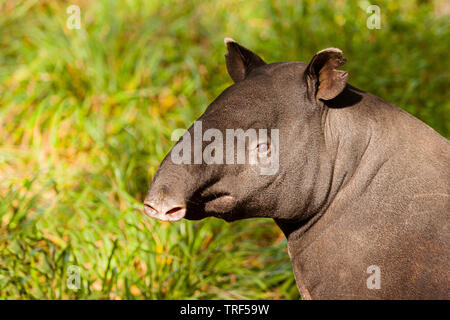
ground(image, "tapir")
xmin=144 ymin=38 xmax=450 ymax=299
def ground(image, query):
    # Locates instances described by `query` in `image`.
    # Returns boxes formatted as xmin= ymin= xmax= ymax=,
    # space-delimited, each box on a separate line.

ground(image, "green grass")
xmin=0 ymin=0 xmax=448 ymax=299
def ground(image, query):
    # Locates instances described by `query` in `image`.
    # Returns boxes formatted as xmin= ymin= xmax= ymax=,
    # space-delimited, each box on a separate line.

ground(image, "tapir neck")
xmin=276 ymin=87 xmax=450 ymax=299
xmin=277 ymin=90 xmax=380 ymax=243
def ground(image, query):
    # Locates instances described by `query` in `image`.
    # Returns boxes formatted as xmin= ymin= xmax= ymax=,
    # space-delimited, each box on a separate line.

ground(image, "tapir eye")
xmin=257 ymin=143 xmax=269 ymax=153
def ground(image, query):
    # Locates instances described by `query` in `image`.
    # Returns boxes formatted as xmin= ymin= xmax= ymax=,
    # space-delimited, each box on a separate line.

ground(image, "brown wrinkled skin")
xmin=285 ymin=89 xmax=450 ymax=299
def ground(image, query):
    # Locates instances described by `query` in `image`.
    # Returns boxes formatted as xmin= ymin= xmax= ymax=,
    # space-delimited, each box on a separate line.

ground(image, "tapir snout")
xmin=144 ymin=163 xmax=190 ymax=221
xmin=143 ymin=194 xmax=186 ymax=222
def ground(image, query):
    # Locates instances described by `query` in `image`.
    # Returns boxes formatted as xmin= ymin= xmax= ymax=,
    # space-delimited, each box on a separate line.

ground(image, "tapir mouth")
xmin=203 ymin=193 xmax=236 ymax=213
xmin=143 ymin=191 xmax=236 ymax=222
xmin=182 ymin=191 xmax=237 ymax=221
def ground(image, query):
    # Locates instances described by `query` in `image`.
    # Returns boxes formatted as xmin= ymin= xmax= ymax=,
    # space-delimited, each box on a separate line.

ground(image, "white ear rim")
xmin=224 ymin=37 xmax=236 ymax=45
xmin=316 ymin=47 xmax=343 ymax=55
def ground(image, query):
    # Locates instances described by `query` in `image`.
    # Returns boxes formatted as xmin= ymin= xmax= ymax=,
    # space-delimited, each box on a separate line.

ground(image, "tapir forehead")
xmin=200 ymin=61 xmax=308 ymax=129
xmin=253 ymin=61 xmax=308 ymax=79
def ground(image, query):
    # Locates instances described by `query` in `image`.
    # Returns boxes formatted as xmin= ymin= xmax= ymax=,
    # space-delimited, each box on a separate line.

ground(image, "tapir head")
xmin=144 ymin=39 xmax=349 ymax=227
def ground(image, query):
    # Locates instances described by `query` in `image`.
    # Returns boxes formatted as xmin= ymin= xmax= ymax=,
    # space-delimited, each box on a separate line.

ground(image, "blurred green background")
xmin=0 ymin=0 xmax=448 ymax=299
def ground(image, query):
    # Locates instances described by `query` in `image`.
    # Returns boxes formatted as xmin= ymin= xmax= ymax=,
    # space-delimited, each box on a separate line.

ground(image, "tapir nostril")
xmin=165 ymin=206 xmax=184 ymax=215
xmin=144 ymin=202 xmax=158 ymax=214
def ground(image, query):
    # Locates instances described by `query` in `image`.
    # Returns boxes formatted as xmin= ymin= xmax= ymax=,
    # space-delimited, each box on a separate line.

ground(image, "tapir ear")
xmin=305 ymin=48 xmax=348 ymax=101
xmin=224 ymin=38 xmax=266 ymax=83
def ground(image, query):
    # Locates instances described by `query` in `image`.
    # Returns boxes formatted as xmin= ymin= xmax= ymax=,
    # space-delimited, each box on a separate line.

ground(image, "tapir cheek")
xmin=204 ymin=195 xmax=236 ymax=213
